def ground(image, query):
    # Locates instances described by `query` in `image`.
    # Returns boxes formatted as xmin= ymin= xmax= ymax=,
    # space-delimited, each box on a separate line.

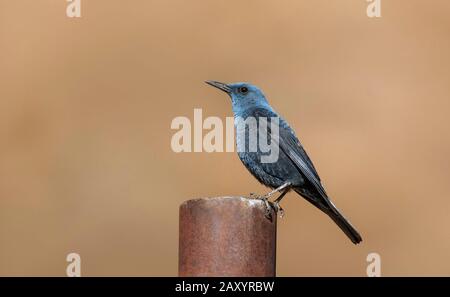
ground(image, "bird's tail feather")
xmin=324 ymin=205 xmax=362 ymax=244
xmin=294 ymin=188 xmax=362 ymax=244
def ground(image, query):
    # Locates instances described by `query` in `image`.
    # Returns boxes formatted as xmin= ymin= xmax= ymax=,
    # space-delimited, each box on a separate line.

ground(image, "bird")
xmin=205 ymin=80 xmax=362 ymax=244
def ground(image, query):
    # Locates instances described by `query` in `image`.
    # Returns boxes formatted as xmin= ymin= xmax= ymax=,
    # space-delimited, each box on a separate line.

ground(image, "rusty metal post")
xmin=179 ymin=196 xmax=277 ymax=276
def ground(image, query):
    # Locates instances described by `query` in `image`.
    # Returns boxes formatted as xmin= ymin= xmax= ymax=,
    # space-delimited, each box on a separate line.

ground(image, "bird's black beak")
xmin=205 ymin=80 xmax=231 ymax=94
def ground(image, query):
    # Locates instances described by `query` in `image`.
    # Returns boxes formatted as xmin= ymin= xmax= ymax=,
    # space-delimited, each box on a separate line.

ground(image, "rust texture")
xmin=178 ymin=196 xmax=277 ymax=276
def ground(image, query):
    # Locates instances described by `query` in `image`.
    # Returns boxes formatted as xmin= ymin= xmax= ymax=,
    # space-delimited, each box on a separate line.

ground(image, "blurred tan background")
xmin=1 ymin=0 xmax=450 ymax=276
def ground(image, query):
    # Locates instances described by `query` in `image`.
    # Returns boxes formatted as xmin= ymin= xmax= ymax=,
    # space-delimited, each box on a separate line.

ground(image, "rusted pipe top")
xmin=179 ymin=196 xmax=277 ymax=276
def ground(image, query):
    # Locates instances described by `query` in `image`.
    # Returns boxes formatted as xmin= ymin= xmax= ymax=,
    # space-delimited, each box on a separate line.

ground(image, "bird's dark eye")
xmin=239 ymin=86 xmax=248 ymax=94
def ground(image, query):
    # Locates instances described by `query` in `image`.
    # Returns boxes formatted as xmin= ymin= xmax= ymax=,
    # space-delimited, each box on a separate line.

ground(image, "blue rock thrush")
xmin=206 ymin=81 xmax=362 ymax=244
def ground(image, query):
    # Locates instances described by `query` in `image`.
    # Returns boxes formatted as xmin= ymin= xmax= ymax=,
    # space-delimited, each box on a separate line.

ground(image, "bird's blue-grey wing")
xmin=277 ymin=126 xmax=329 ymax=199
xmin=282 ymin=125 xmax=320 ymax=181
xmin=252 ymin=107 xmax=328 ymax=199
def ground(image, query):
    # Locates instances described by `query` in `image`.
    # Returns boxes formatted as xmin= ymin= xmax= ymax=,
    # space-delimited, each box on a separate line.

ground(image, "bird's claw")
xmin=272 ymin=202 xmax=285 ymax=218
xmin=261 ymin=196 xmax=273 ymax=220
xmin=248 ymin=192 xmax=284 ymax=220
xmin=249 ymin=193 xmax=272 ymax=219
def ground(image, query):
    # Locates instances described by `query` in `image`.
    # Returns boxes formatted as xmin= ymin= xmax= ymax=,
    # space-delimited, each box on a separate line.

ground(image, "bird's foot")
xmin=261 ymin=197 xmax=273 ymax=220
xmin=249 ymin=192 xmax=259 ymax=199
xmin=249 ymin=193 xmax=273 ymax=219
xmin=248 ymin=192 xmax=270 ymax=201
xmin=272 ymin=201 xmax=285 ymax=218
xmin=248 ymin=192 xmax=285 ymax=220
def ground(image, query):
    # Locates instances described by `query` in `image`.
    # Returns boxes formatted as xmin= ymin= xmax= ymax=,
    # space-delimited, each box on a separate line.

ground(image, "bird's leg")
xmin=254 ymin=182 xmax=291 ymax=219
xmin=263 ymin=182 xmax=291 ymax=199
xmin=272 ymin=188 xmax=290 ymax=218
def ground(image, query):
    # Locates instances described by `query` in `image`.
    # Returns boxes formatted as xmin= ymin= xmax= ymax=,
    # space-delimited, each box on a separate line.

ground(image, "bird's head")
xmin=205 ymin=81 xmax=270 ymax=114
